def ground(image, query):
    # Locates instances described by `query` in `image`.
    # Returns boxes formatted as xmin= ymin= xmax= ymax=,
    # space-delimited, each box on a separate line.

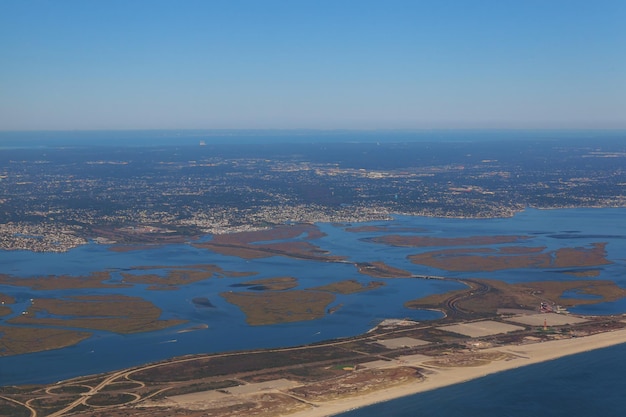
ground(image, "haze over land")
xmin=1 ymin=136 xmax=625 ymax=252
xmin=2 ymin=1 xmax=626 ymax=417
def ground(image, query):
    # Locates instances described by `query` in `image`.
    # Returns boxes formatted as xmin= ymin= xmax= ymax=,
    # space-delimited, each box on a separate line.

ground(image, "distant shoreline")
xmin=5 ymin=205 xmax=626 ymax=254
xmin=287 ymin=329 xmax=626 ymax=417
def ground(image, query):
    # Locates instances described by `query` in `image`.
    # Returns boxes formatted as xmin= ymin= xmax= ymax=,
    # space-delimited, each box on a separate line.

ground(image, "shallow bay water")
xmin=1 ymin=208 xmax=625 ymax=386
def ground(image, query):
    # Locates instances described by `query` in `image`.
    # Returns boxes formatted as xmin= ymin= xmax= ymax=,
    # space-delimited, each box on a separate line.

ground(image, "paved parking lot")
xmin=438 ymin=320 xmax=525 ymax=337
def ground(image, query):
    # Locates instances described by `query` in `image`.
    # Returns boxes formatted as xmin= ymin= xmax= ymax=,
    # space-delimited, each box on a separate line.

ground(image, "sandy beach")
xmin=286 ymin=329 xmax=626 ymax=417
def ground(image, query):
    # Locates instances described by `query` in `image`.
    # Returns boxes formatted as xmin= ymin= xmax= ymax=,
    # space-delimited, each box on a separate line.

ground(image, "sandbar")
xmin=286 ymin=329 xmax=626 ymax=417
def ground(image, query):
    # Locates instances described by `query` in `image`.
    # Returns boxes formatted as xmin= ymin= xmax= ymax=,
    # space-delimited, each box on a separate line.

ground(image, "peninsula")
xmin=2 ymin=274 xmax=626 ymax=417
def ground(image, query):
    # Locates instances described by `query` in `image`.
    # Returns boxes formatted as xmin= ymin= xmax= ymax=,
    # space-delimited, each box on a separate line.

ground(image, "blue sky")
xmin=1 ymin=0 xmax=624 ymax=130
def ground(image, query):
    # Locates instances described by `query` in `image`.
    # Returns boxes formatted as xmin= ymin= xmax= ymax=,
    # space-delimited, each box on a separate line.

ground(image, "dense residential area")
xmin=1 ymin=138 xmax=624 ymax=252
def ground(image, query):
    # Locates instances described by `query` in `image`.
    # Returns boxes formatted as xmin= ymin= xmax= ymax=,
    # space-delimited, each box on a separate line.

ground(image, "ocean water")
xmin=1 ymin=208 xmax=625 ymax=386
xmin=337 ymin=342 xmax=626 ymax=417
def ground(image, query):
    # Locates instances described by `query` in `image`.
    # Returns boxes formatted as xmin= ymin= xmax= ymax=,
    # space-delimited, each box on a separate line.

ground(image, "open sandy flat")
xmin=505 ymin=312 xmax=588 ymax=326
xmin=224 ymin=378 xmax=301 ymax=395
xmin=153 ymin=378 xmax=304 ymax=410
xmin=360 ymin=359 xmax=394 ymax=369
xmin=286 ymin=329 xmax=626 ymax=417
xmin=438 ymin=320 xmax=525 ymax=337
xmin=164 ymin=389 xmax=229 ymax=405
xmin=374 ymin=337 xmax=430 ymax=349
xmin=397 ymin=353 xmax=432 ymax=364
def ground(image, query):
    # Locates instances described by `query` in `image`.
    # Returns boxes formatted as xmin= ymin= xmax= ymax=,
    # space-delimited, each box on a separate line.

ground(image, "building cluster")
xmin=1 ymin=140 xmax=624 ymax=252
xmin=0 ymin=222 xmax=86 ymax=252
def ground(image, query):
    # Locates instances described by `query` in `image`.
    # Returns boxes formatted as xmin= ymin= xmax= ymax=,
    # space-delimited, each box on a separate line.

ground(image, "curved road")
xmin=26 ymin=275 xmax=492 ymax=417
xmin=446 ymin=279 xmax=491 ymax=315
xmin=0 ymin=394 xmax=36 ymax=417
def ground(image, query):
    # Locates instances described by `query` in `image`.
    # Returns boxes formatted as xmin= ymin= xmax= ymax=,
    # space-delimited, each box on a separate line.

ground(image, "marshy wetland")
xmin=1 ymin=208 xmax=626 ymax=386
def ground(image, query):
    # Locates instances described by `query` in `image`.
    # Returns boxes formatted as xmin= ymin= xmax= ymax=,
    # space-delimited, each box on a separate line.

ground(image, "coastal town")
xmin=1 ymin=139 xmax=624 ymax=252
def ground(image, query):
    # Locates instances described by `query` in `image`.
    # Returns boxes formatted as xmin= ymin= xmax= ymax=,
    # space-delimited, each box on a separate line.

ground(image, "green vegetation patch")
xmin=408 ymin=242 xmax=610 ymax=272
xmin=355 ymin=261 xmax=412 ymax=278
xmin=370 ymin=234 xmax=527 ymax=248
xmin=194 ymin=224 xmax=346 ymax=262
xmin=121 ymin=263 xmax=254 ymax=288
xmin=86 ymin=393 xmax=137 ymax=407
xmin=132 ymin=345 xmax=358 ymax=382
xmin=231 ymin=276 xmax=298 ymax=291
xmin=29 ymin=395 xmax=79 ymax=412
xmin=0 ymin=293 xmax=15 ymax=317
xmin=532 ymin=280 xmax=626 ymax=306
xmin=405 ymin=279 xmax=626 ymax=316
xmin=0 ymin=384 xmax=44 ymax=394
xmin=279 ymin=366 xmax=349 ymax=382
xmin=0 ymin=271 xmax=128 ymax=290
xmin=0 ymin=325 xmax=91 ymax=357
xmin=0 ymin=398 xmax=31 ymax=417
xmin=221 ymin=290 xmax=335 ymax=325
xmin=7 ymin=295 xmax=185 ymax=334
xmin=0 ymin=306 xmax=11 ymax=316
xmin=100 ymin=381 xmax=143 ymax=391
xmin=311 ymin=279 xmax=385 ymax=294
xmin=47 ymin=384 xmax=92 ymax=394
xmin=159 ymin=380 xmax=240 ymax=397
xmin=557 ymin=269 xmax=602 ymax=277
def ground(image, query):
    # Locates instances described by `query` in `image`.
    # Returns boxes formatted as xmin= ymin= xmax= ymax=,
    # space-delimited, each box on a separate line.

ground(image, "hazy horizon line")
xmin=2 ymin=127 xmax=626 ymax=134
